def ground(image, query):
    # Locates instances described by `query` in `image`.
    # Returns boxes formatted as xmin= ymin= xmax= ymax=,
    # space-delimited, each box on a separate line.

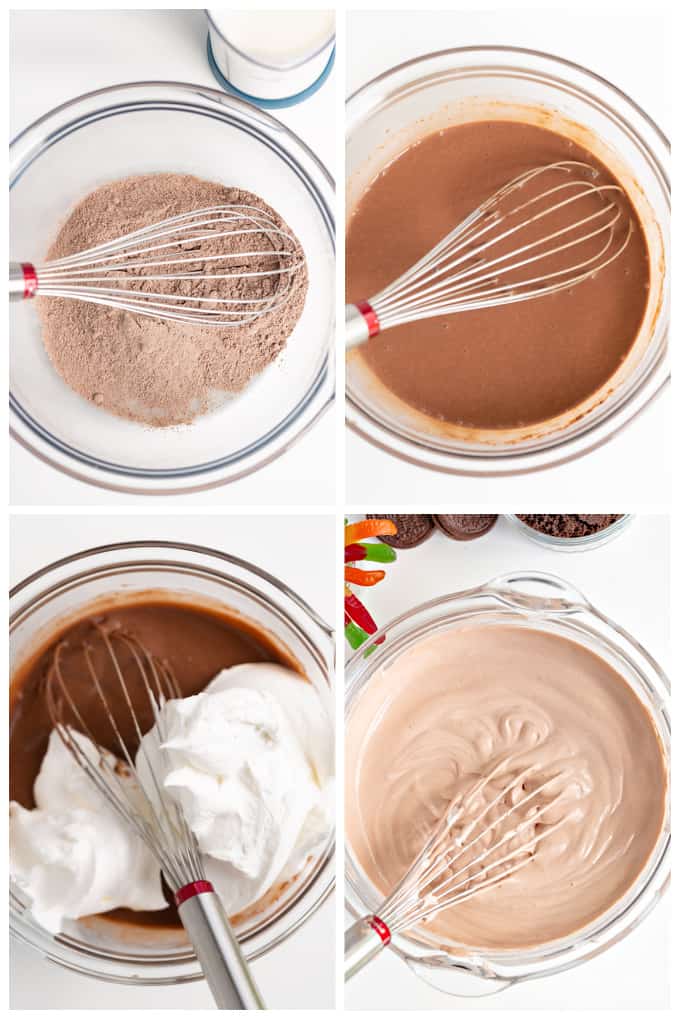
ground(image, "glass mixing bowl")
xmin=346 ymin=47 xmax=670 ymax=476
xmin=345 ymin=572 xmax=670 ymax=996
xmin=10 ymin=82 xmax=335 ymax=494
xmin=10 ymin=541 xmax=335 ymax=985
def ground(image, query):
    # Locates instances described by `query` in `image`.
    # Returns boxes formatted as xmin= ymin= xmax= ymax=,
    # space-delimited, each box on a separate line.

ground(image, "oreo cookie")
xmin=366 ymin=514 xmax=434 ymax=549
xmin=433 ymin=515 xmax=498 ymax=541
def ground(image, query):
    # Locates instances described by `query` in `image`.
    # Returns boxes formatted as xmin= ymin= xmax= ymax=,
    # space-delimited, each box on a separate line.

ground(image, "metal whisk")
xmin=346 ymin=161 xmax=633 ymax=348
xmin=46 ymin=623 xmax=264 ymax=1009
xmin=10 ymin=204 xmax=303 ymax=327
xmin=345 ymin=760 xmax=573 ymax=979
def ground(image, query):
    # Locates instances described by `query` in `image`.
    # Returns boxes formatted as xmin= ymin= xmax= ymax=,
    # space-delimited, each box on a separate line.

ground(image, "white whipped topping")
xmin=9 ymin=730 xmax=165 ymax=933
xmin=138 ymin=663 xmax=334 ymax=916
xmin=11 ymin=664 xmax=334 ymax=931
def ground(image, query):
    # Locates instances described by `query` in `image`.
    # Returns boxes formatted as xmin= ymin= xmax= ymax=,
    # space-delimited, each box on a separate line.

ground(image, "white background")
xmin=345 ymin=7 xmax=671 ymax=506
xmin=344 ymin=513 xmax=670 ymax=1009
xmin=9 ymin=513 xmax=335 ymax=1009
xmin=9 ymin=8 xmax=337 ymax=506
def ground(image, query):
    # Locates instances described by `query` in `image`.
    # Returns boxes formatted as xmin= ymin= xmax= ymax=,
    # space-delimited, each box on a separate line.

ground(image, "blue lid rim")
xmin=206 ymin=35 xmax=335 ymax=109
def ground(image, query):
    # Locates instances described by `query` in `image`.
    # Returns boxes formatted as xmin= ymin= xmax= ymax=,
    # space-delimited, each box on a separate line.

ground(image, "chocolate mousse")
xmin=346 ymin=624 xmax=667 ymax=949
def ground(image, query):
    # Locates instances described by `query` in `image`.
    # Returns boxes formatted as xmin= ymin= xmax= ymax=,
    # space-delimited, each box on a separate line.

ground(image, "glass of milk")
xmin=207 ymin=9 xmax=335 ymax=105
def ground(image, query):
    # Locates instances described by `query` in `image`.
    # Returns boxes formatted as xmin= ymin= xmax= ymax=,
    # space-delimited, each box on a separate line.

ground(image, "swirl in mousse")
xmin=345 ymin=625 xmax=667 ymax=950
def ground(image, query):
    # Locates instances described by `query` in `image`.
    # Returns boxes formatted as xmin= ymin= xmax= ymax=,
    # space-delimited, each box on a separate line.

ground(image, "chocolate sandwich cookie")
xmin=433 ymin=515 xmax=498 ymax=541
xmin=517 ymin=515 xmax=623 ymax=538
xmin=366 ymin=514 xmax=434 ymax=549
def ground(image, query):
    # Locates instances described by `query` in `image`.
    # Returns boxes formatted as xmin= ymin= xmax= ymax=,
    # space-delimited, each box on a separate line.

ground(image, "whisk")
xmin=10 ymin=204 xmax=303 ymax=327
xmin=344 ymin=759 xmax=574 ymax=979
xmin=46 ymin=623 xmax=264 ymax=1009
xmin=345 ymin=161 xmax=632 ymax=348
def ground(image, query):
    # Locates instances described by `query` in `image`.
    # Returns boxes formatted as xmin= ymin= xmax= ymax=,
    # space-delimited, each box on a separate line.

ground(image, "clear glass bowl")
xmin=345 ymin=572 xmax=670 ymax=996
xmin=508 ymin=514 xmax=634 ymax=551
xmin=346 ymin=47 xmax=670 ymax=476
xmin=10 ymin=541 xmax=335 ymax=985
xmin=10 ymin=82 xmax=335 ymax=494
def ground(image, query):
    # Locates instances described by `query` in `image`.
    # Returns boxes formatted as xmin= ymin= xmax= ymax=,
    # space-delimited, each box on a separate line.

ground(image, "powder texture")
xmin=37 ymin=174 xmax=307 ymax=426
xmin=517 ymin=514 xmax=623 ymax=538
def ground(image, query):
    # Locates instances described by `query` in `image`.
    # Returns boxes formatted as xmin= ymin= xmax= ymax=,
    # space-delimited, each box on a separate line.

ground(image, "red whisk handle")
xmin=344 ymin=914 xmax=392 ymax=980
xmin=9 ymin=262 xmax=39 ymax=299
xmin=346 ymin=300 xmax=381 ymax=348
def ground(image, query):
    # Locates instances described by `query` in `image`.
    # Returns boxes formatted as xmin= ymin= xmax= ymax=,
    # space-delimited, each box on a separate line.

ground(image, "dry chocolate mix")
xmin=38 ymin=174 xmax=307 ymax=426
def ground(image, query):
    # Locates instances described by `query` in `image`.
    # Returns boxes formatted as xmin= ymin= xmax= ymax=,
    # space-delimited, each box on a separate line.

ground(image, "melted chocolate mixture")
xmin=10 ymin=597 xmax=298 ymax=929
xmin=346 ymin=121 xmax=650 ymax=430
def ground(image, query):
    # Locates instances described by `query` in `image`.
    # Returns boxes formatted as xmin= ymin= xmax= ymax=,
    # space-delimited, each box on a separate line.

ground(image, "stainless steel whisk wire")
xmin=381 ymin=764 xmax=570 ymax=932
xmin=46 ymin=626 xmax=264 ymax=1009
xmin=345 ymin=756 xmax=574 ymax=980
xmin=346 ymin=160 xmax=633 ymax=347
xmin=48 ymin=631 xmax=197 ymax=886
xmin=10 ymin=204 xmax=303 ymax=327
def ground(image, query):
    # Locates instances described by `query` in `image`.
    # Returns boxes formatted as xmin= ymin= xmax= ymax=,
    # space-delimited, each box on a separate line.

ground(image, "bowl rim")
xmin=9 ymin=539 xmax=334 ymax=640
xmin=345 ymin=45 xmax=670 ymax=477
xmin=10 ymin=80 xmax=336 ymax=495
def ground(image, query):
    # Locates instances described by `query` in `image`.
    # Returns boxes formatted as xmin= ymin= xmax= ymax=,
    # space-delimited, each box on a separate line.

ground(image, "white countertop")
xmin=343 ymin=513 xmax=669 ymax=1009
xmin=9 ymin=513 xmax=335 ymax=1009
xmin=345 ymin=8 xmax=671 ymax=506
xmin=9 ymin=9 xmax=336 ymax=507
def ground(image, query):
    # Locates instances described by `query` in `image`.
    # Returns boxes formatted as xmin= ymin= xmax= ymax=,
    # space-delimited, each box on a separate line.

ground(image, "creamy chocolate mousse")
xmin=345 ymin=625 xmax=667 ymax=950
xmin=346 ymin=121 xmax=650 ymax=432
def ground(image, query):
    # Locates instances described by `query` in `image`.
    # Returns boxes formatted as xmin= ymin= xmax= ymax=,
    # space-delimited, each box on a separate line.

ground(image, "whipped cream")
xmin=9 ymin=730 xmax=165 ymax=933
xmin=138 ymin=663 xmax=334 ymax=915
xmin=11 ymin=663 xmax=334 ymax=932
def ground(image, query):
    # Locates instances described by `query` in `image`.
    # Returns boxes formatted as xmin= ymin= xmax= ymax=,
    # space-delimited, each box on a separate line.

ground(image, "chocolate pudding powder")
xmin=37 ymin=174 xmax=307 ymax=426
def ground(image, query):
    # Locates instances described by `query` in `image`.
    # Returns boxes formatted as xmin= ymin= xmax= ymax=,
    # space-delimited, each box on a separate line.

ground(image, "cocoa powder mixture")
xmin=37 ymin=174 xmax=307 ymax=426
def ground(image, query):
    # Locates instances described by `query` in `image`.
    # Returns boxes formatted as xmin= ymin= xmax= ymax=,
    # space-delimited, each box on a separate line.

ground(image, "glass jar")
xmin=345 ymin=572 xmax=670 ymax=996
xmin=10 ymin=82 xmax=335 ymax=494
xmin=346 ymin=47 xmax=669 ymax=476
xmin=10 ymin=541 xmax=335 ymax=985
xmin=206 ymin=10 xmax=335 ymax=107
